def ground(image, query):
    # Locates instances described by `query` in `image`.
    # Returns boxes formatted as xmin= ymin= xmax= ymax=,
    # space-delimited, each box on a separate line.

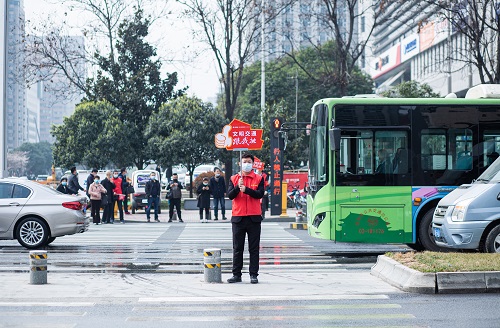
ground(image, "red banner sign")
xmin=215 ymin=119 xmax=264 ymax=151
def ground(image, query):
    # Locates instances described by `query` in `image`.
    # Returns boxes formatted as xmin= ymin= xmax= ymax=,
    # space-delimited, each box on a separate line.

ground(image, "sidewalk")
xmin=1 ymin=269 xmax=400 ymax=302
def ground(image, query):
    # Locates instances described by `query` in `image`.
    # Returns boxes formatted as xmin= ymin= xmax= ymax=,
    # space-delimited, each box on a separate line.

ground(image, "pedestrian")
xmin=88 ymin=175 xmax=107 ymax=225
xmin=86 ymin=169 xmax=98 ymax=197
xmin=145 ymin=172 xmax=161 ymax=222
xmin=119 ymin=168 xmax=132 ymax=215
xmin=68 ymin=166 xmax=85 ymax=195
xmin=111 ymin=170 xmax=125 ymax=223
xmin=209 ymin=167 xmax=227 ymax=221
xmin=197 ymin=177 xmax=211 ymax=223
xmin=56 ymin=177 xmax=70 ymax=194
xmin=227 ymin=153 xmax=265 ymax=284
xmin=167 ymin=173 xmax=184 ymax=223
xmin=101 ymin=171 xmax=115 ymax=224
xmin=256 ymin=169 xmax=270 ymax=219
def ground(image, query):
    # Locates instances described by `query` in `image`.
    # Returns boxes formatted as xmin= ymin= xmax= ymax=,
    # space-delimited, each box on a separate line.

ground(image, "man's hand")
xmin=238 ymin=178 xmax=246 ymax=192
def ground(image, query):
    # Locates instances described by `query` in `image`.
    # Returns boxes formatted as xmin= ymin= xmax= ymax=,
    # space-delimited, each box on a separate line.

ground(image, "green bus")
xmin=307 ymin=85 xmax=500 ymax=251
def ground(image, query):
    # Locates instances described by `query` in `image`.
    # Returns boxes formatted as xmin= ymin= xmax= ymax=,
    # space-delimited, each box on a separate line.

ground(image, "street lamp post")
xmin=294 ymin=69 xmax=298 ymax=137
xmin=260 ymin=0 xmax=265 ymax=129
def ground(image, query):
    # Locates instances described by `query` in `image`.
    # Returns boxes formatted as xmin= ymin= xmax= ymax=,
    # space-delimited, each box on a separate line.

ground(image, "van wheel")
xmin=483 ymin=225 xmax=500 ymax=253
xmin=418 ymin=208 xmax=448 ymax=252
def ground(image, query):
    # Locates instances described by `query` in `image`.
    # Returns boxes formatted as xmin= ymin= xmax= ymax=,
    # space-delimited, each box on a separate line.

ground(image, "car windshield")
xmin=477 ymin=156 xmax=500 ymax=182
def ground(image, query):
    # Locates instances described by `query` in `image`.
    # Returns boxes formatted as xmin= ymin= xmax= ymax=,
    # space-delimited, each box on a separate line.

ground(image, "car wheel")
xmin=16 ymin=217 xmax=49 ymax=249
xmin=46 ymin=237 xmax=56 ymax=245
xmin=483 ymin=225 xmax=500 ymax=253
xmin=418 ymin=208 xmax=448 ymax=252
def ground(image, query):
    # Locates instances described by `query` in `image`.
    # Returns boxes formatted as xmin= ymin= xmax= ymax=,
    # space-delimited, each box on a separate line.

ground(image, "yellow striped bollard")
xmin=29 ymin=250 xmax=47 ymax=284
xmin=203 ymin=248 xmax=221 ymax=283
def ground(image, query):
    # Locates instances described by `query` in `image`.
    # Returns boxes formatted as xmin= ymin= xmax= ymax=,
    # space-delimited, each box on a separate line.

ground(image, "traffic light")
xmin=270 ymin=117 xmax=285 ymax=150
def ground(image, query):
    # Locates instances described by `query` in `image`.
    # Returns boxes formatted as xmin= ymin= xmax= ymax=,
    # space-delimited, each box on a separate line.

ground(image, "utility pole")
xmin=294 ymin=69 xmax=298 ymax=137
xmin=0 ymin=1 xmax=6 ymax=178
xmin=260 ymin=0 xmax=265 ymax=129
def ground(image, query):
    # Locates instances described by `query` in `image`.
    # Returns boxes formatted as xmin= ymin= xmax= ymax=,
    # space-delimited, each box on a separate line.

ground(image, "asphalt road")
xmin=1 ymin=212 xmax=499 ymax=327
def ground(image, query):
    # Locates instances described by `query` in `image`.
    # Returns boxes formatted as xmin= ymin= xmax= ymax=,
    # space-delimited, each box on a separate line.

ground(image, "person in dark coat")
xmin=209 ymin=167 xmax=227 ymax=220
xmin=68 ymin=166 xmax=85 ymax=195
xmin=56 ymin=177 xmax=70 ymax=194
xmin=145 ymin=172 xmax=161 ymax=222
xmin=197 ymin=177 xmax=211 ymax=223
xmin=101 ymin=171 xmax=115 ymax=224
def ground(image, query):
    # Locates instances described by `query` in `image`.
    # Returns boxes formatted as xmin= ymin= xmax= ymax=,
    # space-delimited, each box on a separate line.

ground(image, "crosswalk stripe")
xmin=139 ymin=295 xmax=389 ymax=302
xmin=0 ymin=302 xmax=94 ymax=307
xmin=126 ymin=313 xmax=415 ymax=322
xmin=132 ymin=304 xmax=402 ymax=311
xmin=0 ymin=312 xmax=86 ymax=316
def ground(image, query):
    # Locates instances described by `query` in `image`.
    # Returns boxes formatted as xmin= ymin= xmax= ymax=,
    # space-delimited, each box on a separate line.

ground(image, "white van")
xmin=433 ymin=157 xmax=500 ymax=252
xmin=131 ymin=170 xmax=161 ymax=214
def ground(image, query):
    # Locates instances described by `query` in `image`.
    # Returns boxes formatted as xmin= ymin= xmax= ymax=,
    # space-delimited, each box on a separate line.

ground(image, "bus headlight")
xmin=449 ymin=198 xmax=474 ymax=222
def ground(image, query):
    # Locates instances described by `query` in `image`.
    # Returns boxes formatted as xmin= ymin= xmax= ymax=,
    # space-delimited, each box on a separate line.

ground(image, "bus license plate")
xmin=433 ymin=228 xmax=441 ymax=238
xmin=142 ymin=199 xmax=148 ymax=204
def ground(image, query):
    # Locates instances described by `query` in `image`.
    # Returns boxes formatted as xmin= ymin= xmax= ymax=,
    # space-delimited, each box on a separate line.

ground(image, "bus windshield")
xmin=309 ymin=104 xmax=328 ymax=188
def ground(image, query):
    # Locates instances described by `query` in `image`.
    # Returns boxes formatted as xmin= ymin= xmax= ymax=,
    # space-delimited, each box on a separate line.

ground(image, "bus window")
xmin=421 ymin=129 xmax=446 ymax=170
xmin=483 ymin=131 xmax=500 ymax=167
xmin=449 ymin=129 xmax=472 ymax=170
xmin=338 ymin=129 xmax=409 ymax=185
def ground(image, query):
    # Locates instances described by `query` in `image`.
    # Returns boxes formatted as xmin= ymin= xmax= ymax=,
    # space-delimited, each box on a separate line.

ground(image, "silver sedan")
xmin=0 ymin=178 xmax=89 ymax=249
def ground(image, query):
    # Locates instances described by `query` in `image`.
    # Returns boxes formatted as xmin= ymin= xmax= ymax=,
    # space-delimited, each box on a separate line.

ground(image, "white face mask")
xmin=242 ymin=162 xmax=253 ymax=173
xmin=113 ymin=174 xmax=118 ymax=178
xmin=215 ymin=173 xmax=220 ymax=177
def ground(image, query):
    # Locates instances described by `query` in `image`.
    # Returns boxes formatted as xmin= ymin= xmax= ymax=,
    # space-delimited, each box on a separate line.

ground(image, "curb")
xmin=371 ymin=255 xmax=500 ymax=294
xmin=289 ymin=223 xmax=308 ymax=230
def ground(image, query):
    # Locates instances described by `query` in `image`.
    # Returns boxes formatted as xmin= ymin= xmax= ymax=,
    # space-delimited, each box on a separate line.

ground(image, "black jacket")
xmin=197 ymin=183 xmax=211 ymax=208
xmin=68 ymin=174 xmax=84 ymax=194
xmin=101 ymin=178 xmax=115 ymax=202
xmin=119 ymin=173 xmax=130 ymax=194
xmin=145 ymin=179 xmax=161 ymax=197
xmin=209 ymin=176 xmax=226 ymax=198
xmin=56 ymin=184 xmax=70 ymax=194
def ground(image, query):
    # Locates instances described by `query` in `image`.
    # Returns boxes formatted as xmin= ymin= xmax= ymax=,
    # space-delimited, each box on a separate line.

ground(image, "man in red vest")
xmin=227 ymin=153 xmax=265 ymax=284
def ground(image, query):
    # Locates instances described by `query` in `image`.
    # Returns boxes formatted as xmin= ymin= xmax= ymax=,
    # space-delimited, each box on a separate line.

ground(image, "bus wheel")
xmin=405 ymin=242 xmax=425 ymax=251
xmin=418 ymin=208 xmax=447 ymax=252
xmin=483 ymin=224 xmax=500 ymax=253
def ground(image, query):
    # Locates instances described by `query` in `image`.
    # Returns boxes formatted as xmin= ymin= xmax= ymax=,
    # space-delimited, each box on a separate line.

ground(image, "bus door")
xmin=335 ymin=129 xmax=412 ymax=244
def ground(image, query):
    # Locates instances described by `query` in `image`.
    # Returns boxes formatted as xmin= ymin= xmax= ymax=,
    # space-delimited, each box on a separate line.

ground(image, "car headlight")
xmin=448 ymin=198 xmax=474 ymax=222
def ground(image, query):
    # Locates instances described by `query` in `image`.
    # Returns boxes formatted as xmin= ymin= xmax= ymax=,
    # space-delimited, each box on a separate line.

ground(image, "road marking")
xmin=139 ymin=294 xmax=389 ymax=302
xmin=0 ymin=325 xmax=76 ymax=328
xmin=133 ymin=303 xmax=402 ymax=311
xmin=127 ymin=313 xmax=415 ymax=322
xmin=0 ymin=302 xmax=94 ymax=307
xmin=0 ymin=312 xmax=86 ymax=316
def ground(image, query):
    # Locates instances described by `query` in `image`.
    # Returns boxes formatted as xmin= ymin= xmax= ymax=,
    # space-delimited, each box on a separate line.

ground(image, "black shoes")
xmin=222 ymin=217 xmax=228 ymax=220
xmin=250 ymin=275 xmax=259 ymax=284
xmin=179 ymin=219 xmax=184 ymax=223
xmin=214 ymin=217 xmax=218 ymax=221
xmin=168 ymin=219 xmax=172 ymax=222
xmin=154 ymin=219 xmax=160 ymax=222
xmin=227 ymin=276 xmax=242 ymax=283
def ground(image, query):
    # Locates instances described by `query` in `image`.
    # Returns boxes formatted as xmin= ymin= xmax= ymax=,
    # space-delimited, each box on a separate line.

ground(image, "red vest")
xmin=231 ymin=172 xmax=263 ymax=216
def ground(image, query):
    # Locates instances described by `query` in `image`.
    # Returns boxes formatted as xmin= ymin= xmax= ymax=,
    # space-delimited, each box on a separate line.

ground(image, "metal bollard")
xmin=29 ymin=250 xmax=47 ymax=284
xmin=203 ymin=248 xmax=222 ymax=283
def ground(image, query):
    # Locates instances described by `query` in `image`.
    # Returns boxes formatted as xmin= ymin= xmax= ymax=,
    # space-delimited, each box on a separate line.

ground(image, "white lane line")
xmin=139 ymin=294 xmax=389 ymax=303
xmin=0 ymin=302 xmax=94 ymax=307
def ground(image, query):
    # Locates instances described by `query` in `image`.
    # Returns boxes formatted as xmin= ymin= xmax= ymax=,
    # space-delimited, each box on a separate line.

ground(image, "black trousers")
xmin=91 ymin=199 xmax=101 ymax=223
xmin=231 ymin=219 xmax=261 ymax=277
xmin=102 ymin=202 xmax=113 ymax=223
xmin=169 ymin=198 xmax=182 ymax=220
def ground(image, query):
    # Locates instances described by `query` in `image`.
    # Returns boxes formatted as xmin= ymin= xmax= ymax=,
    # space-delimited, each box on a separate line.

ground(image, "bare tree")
xmin=421 ymin=0 xmax=500 ymax=84
xmin=23 ymin=0 xmax=171 ymax=98
xmin=282 ymin=1 xmax=408 ymax=96
xmin=178 ymin=0 xmax=295 ymax=180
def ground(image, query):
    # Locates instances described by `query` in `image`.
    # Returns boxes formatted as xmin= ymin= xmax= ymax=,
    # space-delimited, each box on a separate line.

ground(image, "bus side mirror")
xmin=329 ymin=128 xmax=341 ymax=151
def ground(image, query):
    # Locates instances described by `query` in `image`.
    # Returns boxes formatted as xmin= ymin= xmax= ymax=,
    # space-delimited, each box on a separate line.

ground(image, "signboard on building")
xmin=420 ymin=19 xmax=449 ymax=51
xmin=401 ymin=34 xmax=420 ymax=62
xmin=371 ymin=43 xmax=401 ymax=79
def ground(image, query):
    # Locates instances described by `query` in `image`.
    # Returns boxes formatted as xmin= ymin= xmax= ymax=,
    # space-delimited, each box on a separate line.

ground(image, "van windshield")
xmin=477 ymin=157 xmax=500 ymax=182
